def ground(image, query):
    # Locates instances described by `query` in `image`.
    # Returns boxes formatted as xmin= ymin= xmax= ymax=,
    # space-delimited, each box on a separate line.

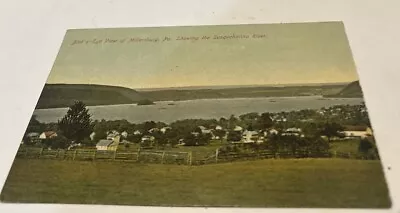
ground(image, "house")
xmin=133 ymin=130 xmax=142 ymax=135
xmin=191 ymin=132 xmax=200 ymax=137
xmin=90 ymin=132 xmax=96 ymax=141
xmin=96 ymin=135 xmax=120 ymax=151
xmin=242 ymin=130 xmax=264 ymax=143
xmin=96 ymin=140 xmax=114 ymax=151
xmin=215 ymin=125 xmax=223 ymax=130
xmin=342 ymin=126 xmax=373 ymax=139
xmin=24 ymin=132 xmax=41 ymax=144
xmin=178 ymin=138 xmax=185 ymax=146
xmin=269 ymin=128 xmax=279 ymax=135
xmin=282 ymin=128 xmax=303 ymax=137
xmin=160 ymin=127 xmax=172 ymax=134
xmin=233 ymin=126 xmax=243 ymax=132
xmin=141 ymin=135 xmax=155 ymax=144
xmin=121 ymin=131 xmax=128 ymax=138
xmin=39 ymin=131 xmax=58 ymax=140
xmin=198 ymin=126 xmax=207 ymax=131
xmin=106 ymin=130 xmax=120 ymax=140
xmin=366 ymin=127 xmax=373 ymax=136
xmin=264 ymin=128 xmax=278 ymax=137
xmin=201 ymin=129 xmax=212 ymax=134
xmin=148 ymin=128 xmax=160 ymax=133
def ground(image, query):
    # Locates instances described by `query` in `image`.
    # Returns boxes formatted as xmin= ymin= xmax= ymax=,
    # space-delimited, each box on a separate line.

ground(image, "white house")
xmin=269 ymin=129 xmax=279 ymax=135
xmin=121 ymin=131 xmax=128 ymax=138
xmin=96 ymin=135 xmax=120 ymax=151
xmin=234 ymin=126 xmax=243 ymax=132
xmin=215 ymin=125 xmax=223 ymax=130
xmin=342 ymin=127 xmax=373 ymax=139
xmin=148 ymin=128 xmax=160 ymax=133
xmin=264 ymin=128 xmax=279 ymax=137
xmin=160 ymin=127 xmax=172 ymax=134
xmin=39 ymin=131 xmax=58 ymax=140
xmin=96 ymin=140 xmax=114 ymax=151
xmin=133 ymin=130 xmax=142 ymax=135
xmin=24 ymin=132 xmax=40 ymax=144
xmin=178 ymin=138 xmax=185 ymax=146
xmin=242 ymin=130 xmax=264 ymax=143
xmin=282 ymin=128 xmax=304 ymax=137
xmin=106 ymin=130 xmax=120 ymax=140
xmin=90 ymin=132 xmax=96 ymax=141
xmin=141 ymin=135 xmax=155 ymax=143
xmin=198 ymin=126 xmax=207 ymax=130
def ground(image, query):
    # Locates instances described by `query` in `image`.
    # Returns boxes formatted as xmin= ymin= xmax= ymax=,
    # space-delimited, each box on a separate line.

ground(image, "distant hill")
xmin=140 ymin=84 xmax=347 ymax=101
xmin=35 ymin=83 xmax=349 ymax=109
xmin=35 ymin=84 xmax=146 ymax=109
xmin=325 ymin=81 xmax=363 ymax=98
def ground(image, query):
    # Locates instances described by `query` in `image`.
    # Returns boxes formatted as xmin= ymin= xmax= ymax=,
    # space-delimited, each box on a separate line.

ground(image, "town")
xmin=20 ymin=101 xmax=378 ymax=162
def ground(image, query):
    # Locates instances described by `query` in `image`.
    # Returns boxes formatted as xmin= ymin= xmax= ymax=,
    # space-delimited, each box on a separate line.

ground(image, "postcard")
xmin=0 ymin=22 xmax=391 ymax=208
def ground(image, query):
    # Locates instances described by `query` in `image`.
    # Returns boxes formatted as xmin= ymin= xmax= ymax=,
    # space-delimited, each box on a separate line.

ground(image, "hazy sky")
xmin=48 ymin=22 xmax=359 ymax=89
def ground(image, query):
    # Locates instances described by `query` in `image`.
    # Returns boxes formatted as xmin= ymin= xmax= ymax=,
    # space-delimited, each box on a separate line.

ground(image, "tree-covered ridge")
xmin=36 ymin=84 xmax=146 ymax=109
xmin=325 ymin=81 xmax=363 ymax=98
xmin=35 ymin=83 xmax=348 ymax=109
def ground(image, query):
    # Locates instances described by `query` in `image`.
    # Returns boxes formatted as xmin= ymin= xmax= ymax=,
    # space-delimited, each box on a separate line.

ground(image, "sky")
xmin=47 ymin=22 xmax=359 ymax=89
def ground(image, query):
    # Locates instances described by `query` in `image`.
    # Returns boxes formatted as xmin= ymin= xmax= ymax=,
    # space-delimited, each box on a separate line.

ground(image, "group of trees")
xmin=24 ymin=101 xmax=371 ymax=153
xmin=24 ymin=101 xmax=94 ymax=149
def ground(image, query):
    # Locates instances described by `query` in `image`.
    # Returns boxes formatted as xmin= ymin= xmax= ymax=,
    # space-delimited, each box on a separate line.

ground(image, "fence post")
xmin=275 ymin=152 xmax=280 ymax=159
xmin=113 ymin=150 xmax=117 ymax=160
xmin=215 ymin=148 xmax=219 ymax=163
xmin=25 ymin=147 xmax=29 ymax=157
xmin=55 ymin=149 xmax=59 ymax=159
xmin=93 ymin=150 xmax=97 ymax=160
xmin=161 ymin=151 xmax=165 ymax=164
xmin=333 ymin=151 xmax=337 ymax=158
xmin=73 ymin=149 xmax=78 ymax=161
xmin=39 ymin=148 xmax=44 ymax=158
xmin=189 ymin=151 xmax=192 ymax=166
xmin=137 ymin=147 xmax=141 ymax=161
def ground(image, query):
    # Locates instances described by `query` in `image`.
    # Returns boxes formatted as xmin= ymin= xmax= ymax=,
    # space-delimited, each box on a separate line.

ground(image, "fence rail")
xmin=16 ymin=147 xmax=377 ymax=166
xmin=16 ymin=147 xmax=192 ymax=165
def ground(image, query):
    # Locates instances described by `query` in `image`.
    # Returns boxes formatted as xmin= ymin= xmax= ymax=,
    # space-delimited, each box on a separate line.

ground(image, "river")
xmin=33 ymin=96 xmax=364 ymax=123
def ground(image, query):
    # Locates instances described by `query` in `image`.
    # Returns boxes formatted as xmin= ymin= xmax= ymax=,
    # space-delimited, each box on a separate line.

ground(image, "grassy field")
xmin=1 ymin=158 xmax=390 ymax=208
xmin=118 ymin=140 xmax=225 ymax=159
xmin=330 ymin=139 xmax=360 ymax=154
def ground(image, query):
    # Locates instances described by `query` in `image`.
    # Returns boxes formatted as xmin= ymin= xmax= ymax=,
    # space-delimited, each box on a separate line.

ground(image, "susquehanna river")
xmin=33 ymin=96 xmax=364 ymax=124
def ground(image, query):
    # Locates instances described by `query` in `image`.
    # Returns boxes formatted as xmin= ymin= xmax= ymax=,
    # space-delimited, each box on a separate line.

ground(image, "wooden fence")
xmin=193 ymin=149 xmax=378 ymax=165
xmin=16 ymin=147 xmax=192 ymax=165
xmin=16 ymin=147 xmax=376 ymax=166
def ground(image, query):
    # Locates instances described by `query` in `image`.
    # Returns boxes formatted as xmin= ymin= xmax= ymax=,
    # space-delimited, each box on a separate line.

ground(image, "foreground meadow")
xmin=1 ymin=158 xmax=391 ymax=208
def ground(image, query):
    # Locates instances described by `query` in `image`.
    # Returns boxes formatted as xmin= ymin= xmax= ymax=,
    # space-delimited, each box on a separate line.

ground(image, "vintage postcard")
xmin=0 ymin=22 xmax=391 ymax=208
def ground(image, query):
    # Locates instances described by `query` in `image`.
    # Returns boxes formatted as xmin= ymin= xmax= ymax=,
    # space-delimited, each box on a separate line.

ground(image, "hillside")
xmin=325 ymin=81 xmax=363 ymax=98
xmin=35 ymin=84 xmax=145 ymax=109
xmin=35 ymin=83 xmax=348 ymax=109
xmin=140 ymin=84 xmax=346 ymax=101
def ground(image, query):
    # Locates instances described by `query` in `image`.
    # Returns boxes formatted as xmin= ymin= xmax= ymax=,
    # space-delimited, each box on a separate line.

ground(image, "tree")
xmin=358 ymin=138 xmax=374 ymax=153
xmin=165 ymin=128 xmax=179 ymax=146
xmin=26 ymin=115 xmax=46 ymax=133
xmin=258 ymin=112 xmax=274 ymax=130
xmin=306 ymin=136 xmax=330 ymax=155
xmin=183 ymin=133 xmax=197 ymax=146
xmin=43 ymin=134 xmax=70 ymax=149
xmin=214 ymin=129 xmax=226 ymax=142
xmin=227 ymin=131 xmax=242 ymax=142
xmin=143 ymin=121 xmax=157 ymax=132
xmin=58 ymin=101 xmax=94 ymax=144
xmin=319 ymin=122 xmax=344 ymax=142
xmin=228 ymin=115 xmax=239 ymax=130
